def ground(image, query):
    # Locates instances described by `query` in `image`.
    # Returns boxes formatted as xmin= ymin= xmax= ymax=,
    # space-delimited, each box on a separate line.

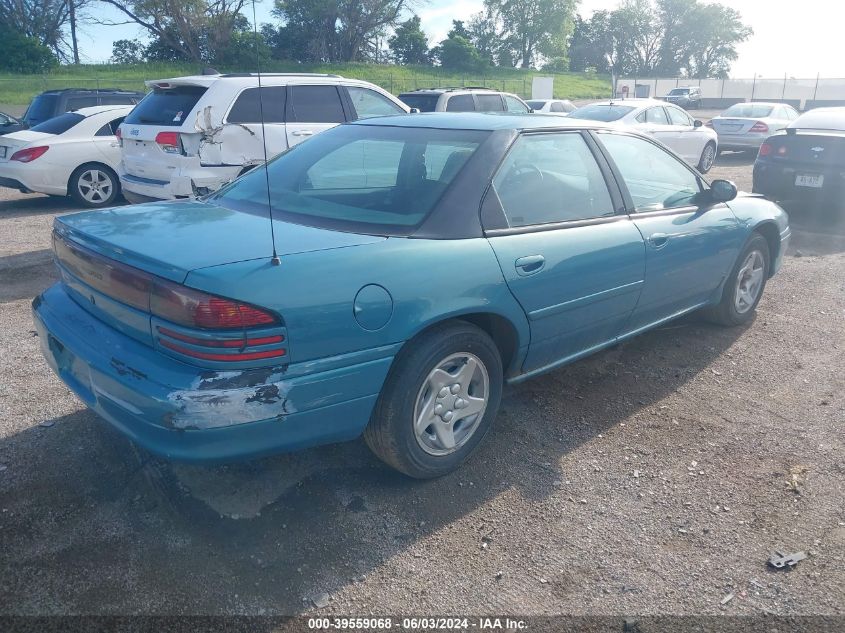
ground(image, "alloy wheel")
xmin=734 ymin=250 xmax=765 ymax=314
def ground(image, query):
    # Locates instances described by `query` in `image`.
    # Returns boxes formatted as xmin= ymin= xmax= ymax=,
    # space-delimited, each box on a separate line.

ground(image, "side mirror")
xmin=409 ymin=108 xmax=420 ymax=114
xmin=693 ymin=120 xmax=703 ymax=128
xmin=709 ymin=179 xmax=737 ymax=203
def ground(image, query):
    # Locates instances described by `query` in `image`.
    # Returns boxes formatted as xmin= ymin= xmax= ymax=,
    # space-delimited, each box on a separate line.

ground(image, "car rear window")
xmin=30 ymin=112 xmax=85 ymax=134
xmin=723 ymin=104 xmax=774 ymax=118
xmin=526 ymin=100 xmax=546 ymax=109
xmin=212 ymin=124 xmax=489 ymax=235
xmin=124 ymin=86 xmax=207 ymax=126
xmin=23 ymin=94 xmax=59 ymax=125
xmin=399 ymin=94 xmax=439 ymax=112
xmin=567 ymin=104 xmax=635 ymax=122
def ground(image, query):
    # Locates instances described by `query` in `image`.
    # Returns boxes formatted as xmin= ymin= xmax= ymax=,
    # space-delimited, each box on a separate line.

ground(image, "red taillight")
xmin=758 ymin=143 xmax=772 ymax=157
xmin=155 ymin=131 xmax=181 ymax=154
xmin=158 ymin=339 xmax=286 ymax=362
xmin=158 ymin=327 xmax=283 ymax=348
xmin=749 ymin=121 xmax=769 ymax=134
xmin=10 ymin=146 xmax=49 ymax=163
xmin=150 ymin=278 xmax=277 ymax=330
xmin=777 ymin=145 xmax=787 ymax=156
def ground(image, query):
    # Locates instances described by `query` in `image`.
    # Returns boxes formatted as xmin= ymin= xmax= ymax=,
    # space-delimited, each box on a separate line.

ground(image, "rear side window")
xmin=30 ymin=112 xmax=85 ymax=134
xmin=645 ymin=107 xmax=669 ymax=125
xmin=398 ymin=94 xmax=439 ymax=112
xmin=66 ymin=96 xmax=97 ymax=111
xmin=445 ymin=95 xmax=475 ymax=112
xmin=288 ymin=85 xmax=346 ymax=123
xmin=493 ymin=133 xmax=615 ymax=227
xmin=124 ymin=86 xmax=207 ymax=127
xmin=347 ymin=87 xmax=404 ymax=119
xmin=476 ymin=94 xmax=504 ymax=112
xmin=227 ymin=87 xmax=286 ymax=123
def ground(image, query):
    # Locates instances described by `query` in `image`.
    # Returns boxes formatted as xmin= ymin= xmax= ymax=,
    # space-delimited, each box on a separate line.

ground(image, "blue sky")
xmin=76 ymin=0 xmax=840 ymax=79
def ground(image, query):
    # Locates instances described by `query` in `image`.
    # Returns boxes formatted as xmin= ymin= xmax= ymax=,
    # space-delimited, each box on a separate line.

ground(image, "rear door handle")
xmin=515 ymin=254 xmax=545 ymax=276
xmin=647 ymin=233 xmax=670 ymax=249
xmin=291 ymin=130 xmax=314 ymax=137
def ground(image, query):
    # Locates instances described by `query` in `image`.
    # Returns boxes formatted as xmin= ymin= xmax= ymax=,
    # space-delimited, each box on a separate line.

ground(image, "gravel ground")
xmin=0 ymin=158 xmax=844 ymax=619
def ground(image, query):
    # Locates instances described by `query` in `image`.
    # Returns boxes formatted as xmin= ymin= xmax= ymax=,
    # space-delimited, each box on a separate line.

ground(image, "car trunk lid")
xmin=712 ymin=118 xmax=764 ymax=134
xmin=0 ymin=131 xmax=53 ymax=163
xmin=764 ymin=131 xmax=845 ymax=167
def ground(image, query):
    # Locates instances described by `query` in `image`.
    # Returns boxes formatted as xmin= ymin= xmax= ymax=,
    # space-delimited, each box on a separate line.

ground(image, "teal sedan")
xmin=33 ymin=113 xmax=790 ymax=478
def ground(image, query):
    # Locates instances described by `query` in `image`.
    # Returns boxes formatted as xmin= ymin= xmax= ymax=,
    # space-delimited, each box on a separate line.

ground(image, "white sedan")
xmin=526 ymin=99 xmax=576 ymax=115
xmin=568 ymin=99 xmax=719 ymax=173
xmin=0 ymin=105 xmax=132 ymax=207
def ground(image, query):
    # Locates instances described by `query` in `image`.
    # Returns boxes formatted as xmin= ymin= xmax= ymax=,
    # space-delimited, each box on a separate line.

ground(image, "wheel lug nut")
xmin=442 ymin=411 xmax=453 ymax=422
xmin=455 ymin=398 xmax=465 ymax=409
xmin=451 ymin=383 xmax=461 ymax=394
xmin=438 ymin=387 xmax=450 ymax=398
xmin=434 ymin=403 xmax=444 ymax=415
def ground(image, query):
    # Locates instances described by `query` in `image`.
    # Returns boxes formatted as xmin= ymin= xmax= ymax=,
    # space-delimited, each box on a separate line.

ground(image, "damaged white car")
xmin=117 ymin=73 xmax=410 ymax=203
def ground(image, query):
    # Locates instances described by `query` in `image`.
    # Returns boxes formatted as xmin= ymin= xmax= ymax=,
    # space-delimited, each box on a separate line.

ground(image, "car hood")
xmin=55 ymin=199 xmax=387 ymax=282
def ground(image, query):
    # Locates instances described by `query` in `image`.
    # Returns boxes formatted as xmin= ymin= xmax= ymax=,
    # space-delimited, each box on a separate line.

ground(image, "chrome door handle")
xmin=515 ymin=254 xmax=545 ymax=276
xmin=291 ymin=130 xmax=314 ymax=136
xmin=647 ymin=233 xmax=670 ymax=248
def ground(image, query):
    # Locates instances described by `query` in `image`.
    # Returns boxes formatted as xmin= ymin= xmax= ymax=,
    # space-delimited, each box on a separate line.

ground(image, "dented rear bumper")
xmin=33 ymin=283 xmax=397 ymax=462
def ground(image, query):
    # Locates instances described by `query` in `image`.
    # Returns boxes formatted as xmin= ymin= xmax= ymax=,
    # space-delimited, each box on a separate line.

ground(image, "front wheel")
xmin=69 ymin=163 xmax=120 ymax=208
xmin=698 ymin=142 xmax=717 ymax=173
xmin=704 ymin=234 xmax=770 ymax=326
xmin=364 ymin=321 xmax=503 ymax=478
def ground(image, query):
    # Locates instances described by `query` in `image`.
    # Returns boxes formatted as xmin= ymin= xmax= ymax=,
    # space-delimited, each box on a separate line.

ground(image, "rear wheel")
xmin=704 ymin=233 xmax=770 ymax=326
xmin=69 ymin=163 xmax=120 ymax=208
xmin=698 ymin=142 xmax=717 ymax=173
xmin=364 ymin=321 xmax=503 ymax=478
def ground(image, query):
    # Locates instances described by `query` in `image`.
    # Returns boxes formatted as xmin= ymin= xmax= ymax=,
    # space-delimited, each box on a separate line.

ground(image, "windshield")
xmin=212 ymin=124 xmax=488 ymax=235
xmin=723 ymin=104 xmax=774 ymax=118
xmin=669 ymin=88 xmax=689 ymax=95
xmin=124 ymin=86 xmax=206 ymax=126
xmin=568 ymin=104 xmax=635 ymax=122
xmin=29 ymin=112 xmax=85 ymax=135
xmin=23 ymin=94 xmax=59 ymax=126
xmin=398 ymin=94 xmax=440 ymax=112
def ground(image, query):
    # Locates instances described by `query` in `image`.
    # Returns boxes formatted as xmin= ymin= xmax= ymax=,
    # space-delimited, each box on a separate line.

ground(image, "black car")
xmin=0 ymin=111 xmax=26 ymax=135
xmin=662 ymin=86 xmax=702 ymax=110
xmin=22 ymin=88 xmax=144 ymax=128
xmin=753 ymin=107 xmax=845 ymax=209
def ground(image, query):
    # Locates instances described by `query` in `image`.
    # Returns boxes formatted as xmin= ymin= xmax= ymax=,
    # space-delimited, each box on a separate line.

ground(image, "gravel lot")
xmin=0 ymin=155 xmax=844 ymax=620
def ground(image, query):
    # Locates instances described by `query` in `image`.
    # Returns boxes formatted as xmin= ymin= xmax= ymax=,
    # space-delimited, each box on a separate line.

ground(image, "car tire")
xmin=703 ymin=233 xmax=770 ymax=327
xmin=698 ymin=142 xmax=717 ymax=173
xmin=69 ymin=163 xmax=120 ymax=208
xmin=364 ymin=321 xmax=503 ymax=479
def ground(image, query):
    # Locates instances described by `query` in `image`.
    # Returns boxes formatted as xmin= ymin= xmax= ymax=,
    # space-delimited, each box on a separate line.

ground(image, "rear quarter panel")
xmin=184 ymin=237 xmax=530 ymax=371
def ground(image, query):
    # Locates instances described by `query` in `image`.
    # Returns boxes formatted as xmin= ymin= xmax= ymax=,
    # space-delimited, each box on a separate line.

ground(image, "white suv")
xmin=118 ymin=73 xmax=410 ymax=202
xmin=398 ymin=88 xmax=532 ymax=113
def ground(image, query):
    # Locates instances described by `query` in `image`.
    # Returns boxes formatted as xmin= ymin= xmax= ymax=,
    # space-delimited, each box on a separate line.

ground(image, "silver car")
xmin=708 ymin=102 xmax=800 ymax=153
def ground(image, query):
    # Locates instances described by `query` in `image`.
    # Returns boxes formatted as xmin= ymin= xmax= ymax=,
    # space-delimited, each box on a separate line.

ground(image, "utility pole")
xmin=68 ymin=0 xmax=80 ymax=65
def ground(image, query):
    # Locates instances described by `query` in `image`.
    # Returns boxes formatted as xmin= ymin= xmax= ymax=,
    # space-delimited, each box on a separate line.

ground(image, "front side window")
xmin=492 ymin=133 xmax=615 ymax=227
xmin=667 ymin=106 xmax=693 ymax=126
xmin=288 ymin=85 xmax=346 ymax=123
xmin=504 ymin=95 xmax=530 ymax=113
xmin=227 ymin=87 xmax=286 ymax=123
xmin=445 ymin=94 xmax=475 ymax=112
xmin=599 ymin=132 xmax=702 ymax=212
xmin=347 ymin=87 xmax=404 ymax=119
xmin=213 ymin=125 xmax=488 ymax=235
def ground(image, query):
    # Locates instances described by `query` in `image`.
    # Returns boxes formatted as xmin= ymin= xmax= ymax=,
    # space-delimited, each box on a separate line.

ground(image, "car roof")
xmin=39 ymin=88 xmax=143 ymax=95
xmin=144 ymin=73 xmax=358 ymax=89
xmin=581 ymin=98 xmax=667 ymax=110
xmin=399 ymin=87 xmax=503 ymax=95
xmin=789 ymin=107 xmax=845 ymax=131
xmin=724 ymin=102 xmax=786 ymax=108
xmin=353 ymin=112 xmax=613 ymax=131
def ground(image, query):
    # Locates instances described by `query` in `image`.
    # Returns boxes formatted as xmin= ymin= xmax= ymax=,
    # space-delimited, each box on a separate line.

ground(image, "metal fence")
xmin=615 ymin=76 xmax=845 ymax=110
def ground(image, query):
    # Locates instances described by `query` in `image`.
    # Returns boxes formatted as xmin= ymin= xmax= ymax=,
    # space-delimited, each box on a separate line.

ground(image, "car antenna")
xmin=251 ymin=0 xmax=280 ymax=266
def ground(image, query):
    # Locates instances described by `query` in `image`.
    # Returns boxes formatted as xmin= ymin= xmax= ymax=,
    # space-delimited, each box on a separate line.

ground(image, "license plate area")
xmin=0 ymin=146 xmax=6 ymax=158
xmin=46 ymin=332 xmax=96 ymax=405
xmin=795 ymin=173 xmax=824 ymax=188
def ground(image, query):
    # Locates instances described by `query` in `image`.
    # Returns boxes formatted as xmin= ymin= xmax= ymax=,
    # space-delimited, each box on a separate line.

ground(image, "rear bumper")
xmin=753 ymin=160 xmax=845 ymax=203
xmin=119 ymin=162 xmax=240 ymax=202
xmin=718 ymin=134 xmax=766 ymax=151
xmin=33 ymin=283 xmax=397 ymax=463
xmin=0 ymin=162 xmax=67 ymax=196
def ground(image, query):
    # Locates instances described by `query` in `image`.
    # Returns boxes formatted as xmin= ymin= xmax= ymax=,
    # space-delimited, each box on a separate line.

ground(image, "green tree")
xmin=447 ymin=20 xmax=471 ymax=40
xmin=434 ymin=35 xmax=484 ymax=72
xmin=388 ymin=15 xmax=430 ymax=65
xmin=110 ymin=38 xmax=146 ymax=64
xmin=486 ymin=0 xmax=576 ymax=68
xmin=0 ymin=24 xmax=58 ymax=72
xmin=467 ymin=9 xmax=499 ymax=66
xmin=683 ymin=3 xmax=751 ymax=78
